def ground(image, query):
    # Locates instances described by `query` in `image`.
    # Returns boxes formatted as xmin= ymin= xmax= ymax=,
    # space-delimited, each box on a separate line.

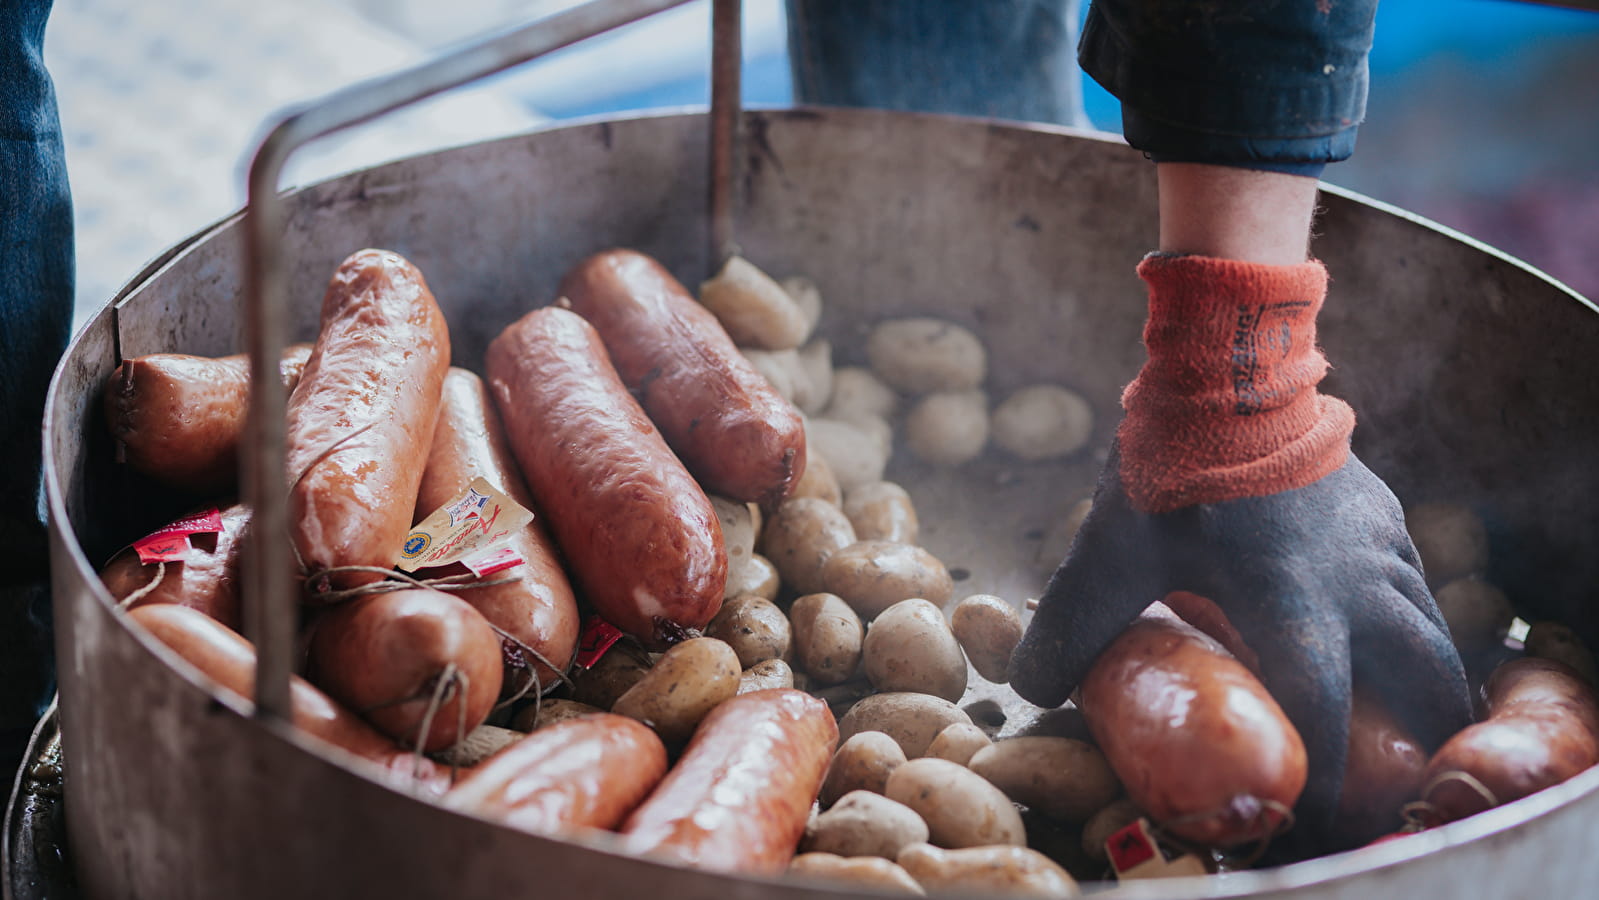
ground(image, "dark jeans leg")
xmin=1 ymin=0 xmax=74 ymax=775
xmin=1079 ymin=0 xmax=1380 ymax=170
xmin=787 ymin=0 xmax=1085 ymax=127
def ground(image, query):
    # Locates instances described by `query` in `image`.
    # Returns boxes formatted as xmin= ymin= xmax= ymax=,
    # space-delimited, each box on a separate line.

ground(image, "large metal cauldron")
xmin=39 ymin=107 xmax=1599 ymax=898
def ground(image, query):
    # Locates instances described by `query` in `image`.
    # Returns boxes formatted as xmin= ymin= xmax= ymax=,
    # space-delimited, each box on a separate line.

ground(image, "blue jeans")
xmin=787 ymin=0 xmax=1378 ymax=175
xmin=1 ymin=0 xmax=73 ymax=771
xmin=787 ymin=0 xmax=1085 ymax=127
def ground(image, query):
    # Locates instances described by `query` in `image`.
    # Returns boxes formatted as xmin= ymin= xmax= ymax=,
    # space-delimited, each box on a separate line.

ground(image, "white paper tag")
xmin=396 ymin=477 xmax=533 ymax=572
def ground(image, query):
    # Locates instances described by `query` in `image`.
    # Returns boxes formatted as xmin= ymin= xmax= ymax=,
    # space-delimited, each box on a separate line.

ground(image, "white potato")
xmin=827 ymin=366 xmax=900 ymax=421
xmin=862 ymin=598 xmax=969 ymax=702
xmin=806 ymin=417 xmax=890 ymax=490
xmin=805 ymin=790 xmax=930 ymax=859
xmin=885 ymin=758 xmax=1024 ymax=848
xmin=711 ymin=495 xmax=756 ymax=600
xmin=866 ymin=318 xmax=986 ymax=394
xmin=897 ymin=844 xmax=1078 ymax=897
xmin=1406 ymin=502 xmax=1489 ymax=587
xmin=968 ymin=737 xmax=1120 ymax=824
xmin=761 ymin=498 xmax=859 ymax=595
xmin=788 ymin=853 xmax=924 ymax=895
xmin=794 ymin=339 xmax=835 ymax=415
xmin=820 ymin=730 xmax=907 ymax=806
xmin=611 ymin=638 xmax=741 ymax=744
xmin=822 ymin=541 xmax=955 ymax=620
xmin=925 ymin=723 xmax=992 ymax=767
xmin=843 ymin=481 xmax=919 ymax=545
xmin=742 ymin=348 xmax=801 ymax=401
xmin=781 ymin=275 xmax=824 ymax=340
xmin=838 ymin=693 xmax=974 ymax=759
xmin=699 ymin=255 xmax=808 ymax=350
xmin=904 ymin=390 xmax=989 ymax=467
xmin=991 ymin=385 xmax=1094 ymax=461
xmin=705 ymin=593 xmax=792 ymax=668
xmin=950 ymin=594 xmax=1024 ymax=684
xmin=791 ymin=592 xmax=865 ymax=686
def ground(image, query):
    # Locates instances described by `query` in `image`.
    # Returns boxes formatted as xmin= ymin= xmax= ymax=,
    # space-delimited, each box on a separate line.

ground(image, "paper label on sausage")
xmin=1107 ymin=819 xmax=1210 ymax=880
xmin=460 ymin=544 xmax=524 ymax=577
xmin=397 ymin=477 xmax=533 ymax=572
xmin=132 ymin=507 xmax=224 ymax=563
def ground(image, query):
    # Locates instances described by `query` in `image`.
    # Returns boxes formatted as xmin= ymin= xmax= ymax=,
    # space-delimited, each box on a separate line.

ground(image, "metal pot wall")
xmin=40 ymin=108 xmax=1599 ymax=899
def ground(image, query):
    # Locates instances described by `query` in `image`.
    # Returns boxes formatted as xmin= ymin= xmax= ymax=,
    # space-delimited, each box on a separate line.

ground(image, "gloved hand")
xmin=1009 ymin=254 xmax=1472 ymax=843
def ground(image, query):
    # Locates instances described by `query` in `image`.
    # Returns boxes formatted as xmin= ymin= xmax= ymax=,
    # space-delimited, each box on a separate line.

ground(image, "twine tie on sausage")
xmin=407 ymin=663 xmax=469 ymax=784
xmin=116 ymin=561 xmax=167 ymax=608
xmin=1401 ymin=769 xmax=1500 ymax=829
xmin=1153 ymin=796 xmax=1296 ymax=868
xmin=300 ymin=564 xmax=520 ymax=604
xmin=487 ymin=623 xmax=573 ymax=711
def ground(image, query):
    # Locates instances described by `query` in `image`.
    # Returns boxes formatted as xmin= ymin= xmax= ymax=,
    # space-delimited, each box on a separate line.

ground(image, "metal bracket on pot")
xmin=239 ymin=0 xmax=742 ymax=721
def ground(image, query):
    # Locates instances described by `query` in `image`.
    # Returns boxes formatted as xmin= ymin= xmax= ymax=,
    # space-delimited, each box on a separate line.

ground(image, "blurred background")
xmin=43 ymin=0 xmax=1599 ymax=327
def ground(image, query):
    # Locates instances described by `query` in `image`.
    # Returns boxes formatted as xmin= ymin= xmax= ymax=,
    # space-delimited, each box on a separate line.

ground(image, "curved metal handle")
xmin=239 ymin=0 xmax=723 ymax=721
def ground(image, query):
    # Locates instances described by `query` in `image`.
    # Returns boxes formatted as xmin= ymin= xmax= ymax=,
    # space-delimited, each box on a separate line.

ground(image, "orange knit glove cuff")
xmin=1116 ymin=254 xmax=1355 ymax=513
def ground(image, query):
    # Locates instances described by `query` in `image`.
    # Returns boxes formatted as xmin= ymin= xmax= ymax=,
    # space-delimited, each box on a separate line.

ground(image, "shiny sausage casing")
xmin=100 ymin=503 xmax=252 ymax=631
xmin=126 ymin=604 xmax=451 ymax=794
xmin=1079 ymin=614 xmax=1307 ymax=847
xmin=1421 ymin=657 xmax=1599 ymax=822
xmin=1331 ymin=691 xmax=1428 ymax=848
xmin=485 ymin=305 xmax=726 ymax=648
xmin=285 ymin=249 xmax=450 ymax=592
xmin=416 ymin=368 xmax=580 ymax=695
xmin=619 ymin=688 xmax=837 ymax=874
xmin=307 ymin=588 xmax=503 ymax=752
xmin=446 ymin=713 xmax=667 ymax=834
xmin=559 ymin=249 xmax=806 ymax=509
xmin=104 ymin=345 xmax=312 ymax=493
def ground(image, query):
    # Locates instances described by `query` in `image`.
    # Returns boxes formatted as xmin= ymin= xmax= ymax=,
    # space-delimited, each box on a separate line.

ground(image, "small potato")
xmin=904 ymin=390 xmax=989 ymax=467
xmin=1525 ymin=621 xmax=1599 ymax=687
xmin=968 ymin=737 xmax=1120 ymax=824
xmin=827 ymin=366 xmax=899 ymax=421
xmin=821 ymin=731 xmax=908 ymax=807
xmin=611 ymin=637 xmax=741 ymax=744
xmin=897 ymin=843 xmax=1079 ymax=898
xmin=926 ymin=723 xmax=992 ymax=767
xmin=838 ymin=692 xmax=974 ymax=759
xmin=728 ymin=553 xmax=781 ymax=601
xmin=791 ymin=592 xmax=865 ymax=686
xmin=806 ymin=790 xmax=931 ymax=859
xmin=843 ymin=481 xmax=919 ymax=545
xmin=792 ymin=448 xmax=843 ymax=506
xmin=509 ymin=697 xmax=604 ymax=733
xmin=1035 ymin=498 xmax=1093 ymax=568
xmin=886 ymin=758 xmax=1025 ymax=848
xmin=863 ymin=598 xmax=968 ymax=703
xmin=951 ymin=594 xmax=1024 ymax=683
xmin=436 ymin=725 xmax=522 ymax=767
xmin=794 ymin=339 xmax=835 ymax=415
xmin=700 ymin=255 xmax=809 ymax=350
xmin=806 ymin=417 xmax=890 ymax=490
xmin=1406 ymin=502 xmax=1489 ymax=586
xmin=822 ymin=541 xmax=954 ymax=620
xmin=705 ymin=593 xmax=792 ymax=668
xmin=781 ymin=276 xmax=824 ymax=339
xmin=990 ymin=385 xmax=1094 ymax=462
xmin=711 ymin=495 xmax=757 ymax=600
xmin=568 ymin=645 xmax=653 ymax=710
xmin=866 ymin=318 xmax=986 ymax=394
xmin=739 ymin=658 xmax=796 ymax=694
xmin=1435 ymin=577 xmax=1515 ymax=651
xmin=1080 ymin=797 xmax=1144 ymax=863
xmin=761 ymin=498 xmax=858 ymax=596
xmin=788 ymin=853 xmax=924 ymax=895
xmin=742 ymin=348 xmax=800 ymax=401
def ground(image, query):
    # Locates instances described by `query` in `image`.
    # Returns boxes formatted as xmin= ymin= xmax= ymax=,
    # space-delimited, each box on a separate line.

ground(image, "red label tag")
xmin=1107 ymin=818 xmax=1210 ymax=880
xmin=132 ymin=507 xmax=224 ymax=564
xmin=574 ymin=617 xmax=625 ymax=669
xmin=1107 ymin=820 xmax=1158 ymax=872
xmin=460 ymin=545 xmax=523 ymax=577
